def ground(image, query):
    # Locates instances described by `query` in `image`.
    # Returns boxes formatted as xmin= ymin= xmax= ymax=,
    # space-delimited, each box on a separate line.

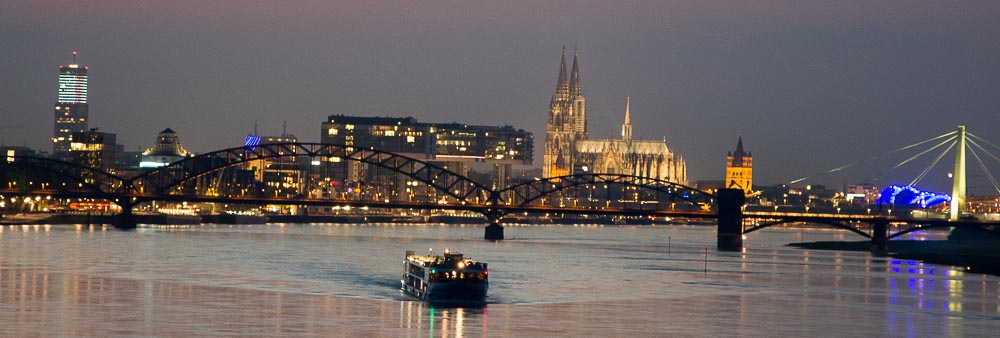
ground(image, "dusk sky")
xmin=3 ymin=1 xmax=1000 ymax=192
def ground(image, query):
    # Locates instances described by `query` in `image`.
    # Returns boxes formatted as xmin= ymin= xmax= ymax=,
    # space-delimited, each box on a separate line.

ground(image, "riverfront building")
xmin=543 ymin=48 xmax=687 ymax=184
xmin=243 ymin=132 xmax=303 ymax=197
xmin=69 ymin=128 xmax=117 ymax=173
xmin=320 ymin=114 xmax=532 ymax=186
xmin=53 ymin=51 xmax=89 ymax=156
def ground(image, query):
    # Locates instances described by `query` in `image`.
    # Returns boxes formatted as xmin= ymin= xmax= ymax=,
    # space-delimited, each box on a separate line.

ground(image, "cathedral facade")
xmin=542 ymin=48 xmax=687 ymax=185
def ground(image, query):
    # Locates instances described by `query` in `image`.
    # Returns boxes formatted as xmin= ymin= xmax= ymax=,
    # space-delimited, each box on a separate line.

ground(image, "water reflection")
xmin=1 ymin=225 xmax=999 ymax=337
xmin=0 ymin=262 xmax=493 ymax=337
xmin=399 ymin=301 xmax=485 ymax=337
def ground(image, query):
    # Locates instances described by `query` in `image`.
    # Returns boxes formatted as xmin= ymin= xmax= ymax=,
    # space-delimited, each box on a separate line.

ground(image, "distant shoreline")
xmin=789 ymin=239 xmax=1000 ymax=276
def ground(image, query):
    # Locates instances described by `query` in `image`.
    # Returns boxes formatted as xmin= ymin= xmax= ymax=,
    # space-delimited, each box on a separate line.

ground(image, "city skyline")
xmin=2 ymin=1 xmax=1000 ymax=190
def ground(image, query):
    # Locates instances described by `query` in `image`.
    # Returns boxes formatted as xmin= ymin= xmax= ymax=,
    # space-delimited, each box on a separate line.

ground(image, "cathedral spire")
xmin=621 ymin=96 xmax=633 ymax=141
xmin=569 ymin=47 xmax=581 ymax=98
xmin=555 ymin=47 xmax=569 ymax=101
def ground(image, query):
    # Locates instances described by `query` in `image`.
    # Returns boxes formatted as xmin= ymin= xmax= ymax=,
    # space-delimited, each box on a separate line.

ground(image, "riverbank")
xmin=789 ymin=238 xmax=1000 ymax=276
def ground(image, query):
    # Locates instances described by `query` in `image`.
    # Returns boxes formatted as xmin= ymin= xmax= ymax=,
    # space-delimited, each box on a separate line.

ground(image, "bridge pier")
xmin=871 ymin=217 xmax=888 ymax=256
xmin=484 ymin=207 xmax=504 ymax=240
xmin=484 ymin=223 xmax=504 ymax=241
xmin=113 ymin=199 xmax=137 ymax=230
xmin=717 ymin=188 xmax=745 ymax=251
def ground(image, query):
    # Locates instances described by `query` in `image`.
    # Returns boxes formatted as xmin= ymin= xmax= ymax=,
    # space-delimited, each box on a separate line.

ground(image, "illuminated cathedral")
xmin=542 ymin=48 xmax=687 ymax=185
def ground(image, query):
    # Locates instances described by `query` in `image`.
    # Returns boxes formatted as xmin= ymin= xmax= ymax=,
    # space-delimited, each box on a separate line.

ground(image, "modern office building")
xmin=53 ymin=51 xmax=89 ymax=156
xmin=243 ymin=132 xmax=303 ymax=198
xmin=321 ymin=115 xmax=532 ymax=164
xmin=320 ymin=114 xmax=533 ymax=190
xmin=69 ymin=128 xmax=117 ymax=172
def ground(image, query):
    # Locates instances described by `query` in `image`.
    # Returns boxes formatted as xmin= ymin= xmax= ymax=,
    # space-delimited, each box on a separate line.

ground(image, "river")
xmin=1 ymin=223 xmax=997 ymax=337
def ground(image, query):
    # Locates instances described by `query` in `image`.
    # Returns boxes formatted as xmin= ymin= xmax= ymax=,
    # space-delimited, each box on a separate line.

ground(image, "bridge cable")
xmin=787 ymin=130 xmax=956 ymax=185
xmin=869 ymin=135 xmax=956 ymax=183
xmin=967 ymin=132 xmax=1000 ymax=153
xmin=967 ymin=138 xmax=1000 ymax=194
xmin=966 ymin=142 xmax=1000 ymax=195
xmin=965 ymin=135 xmax=1000 ymax=194
xmin=967 ymin=137 xmax=1000 ymax=165
xmin=909 ymin=141 xmax=956 ymax=186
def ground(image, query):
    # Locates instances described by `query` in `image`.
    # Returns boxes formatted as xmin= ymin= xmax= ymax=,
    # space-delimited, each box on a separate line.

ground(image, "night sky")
xmin=3 ymin=1 xmax=1000 ymax=192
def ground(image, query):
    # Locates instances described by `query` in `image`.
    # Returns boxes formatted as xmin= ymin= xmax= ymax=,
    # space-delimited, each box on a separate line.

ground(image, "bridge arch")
xmin=2 ymin=156 xmax=127 ymax=194
xmin=122 ymin=143 xmax=494 ymax=204
xmin=744 ymin=219 xmax=872 ymax=239
xmin=498 ymin=173 xmax=715 ymax=208
xmin=886 ymin=223 xmax=961 ymax=240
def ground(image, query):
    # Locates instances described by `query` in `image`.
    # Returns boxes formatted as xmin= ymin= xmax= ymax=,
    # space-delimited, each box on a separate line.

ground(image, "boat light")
xmin=458 ymin=261 xmax=465 ymax=269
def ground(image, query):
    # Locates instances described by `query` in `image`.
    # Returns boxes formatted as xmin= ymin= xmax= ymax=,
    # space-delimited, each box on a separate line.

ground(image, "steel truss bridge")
xmin=1 ymin=142 xmax=998 ymax=251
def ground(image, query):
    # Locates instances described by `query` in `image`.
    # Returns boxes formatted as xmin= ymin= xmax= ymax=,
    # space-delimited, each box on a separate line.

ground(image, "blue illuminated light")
xmin=243 ymin=135 xmax=261 ymax=151
xmin=244 ymin=135 xmax=261 ymax=147
xmin=878 ymin=185 xmax=950 ymax=208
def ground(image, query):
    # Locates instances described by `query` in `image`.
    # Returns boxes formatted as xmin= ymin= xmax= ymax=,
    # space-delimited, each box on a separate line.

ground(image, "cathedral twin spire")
xmin=554 ymin=47 xmax=582 ymax=101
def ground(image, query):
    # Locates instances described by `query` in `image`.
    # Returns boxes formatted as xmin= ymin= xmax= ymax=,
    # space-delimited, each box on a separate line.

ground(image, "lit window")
xmin=328 ymin=128 xmax=338 ymax=135
xmin=406 ymin=136 xmax=416 ymax=143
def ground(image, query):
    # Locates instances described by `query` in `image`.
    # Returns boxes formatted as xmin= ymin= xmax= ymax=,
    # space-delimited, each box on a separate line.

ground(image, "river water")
xmin=1 ymin=223 xmax=997 ymax=337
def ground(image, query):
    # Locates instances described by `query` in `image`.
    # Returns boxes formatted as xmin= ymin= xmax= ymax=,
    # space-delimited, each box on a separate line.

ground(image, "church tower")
xmin=543 ymin=47 xmax=587 ymax=178
xmin=725 ymin=137 xmax=753 ymax=195
xmin=621 ymin=97 xmax=632 ymax=142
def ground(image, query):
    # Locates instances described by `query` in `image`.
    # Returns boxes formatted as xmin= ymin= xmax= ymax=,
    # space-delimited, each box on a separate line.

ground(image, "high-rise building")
xmin=53 ymin=51 xmax=89 ymax=155
xmin=725 ymin=137 xmax=753 ymax=195
xmin=543 ymin=48 xmax=687 ymax=184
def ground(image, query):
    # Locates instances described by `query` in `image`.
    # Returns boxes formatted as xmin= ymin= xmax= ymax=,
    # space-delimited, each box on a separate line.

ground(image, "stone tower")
xmin=725 ymin=137 xmax=753 ymax=195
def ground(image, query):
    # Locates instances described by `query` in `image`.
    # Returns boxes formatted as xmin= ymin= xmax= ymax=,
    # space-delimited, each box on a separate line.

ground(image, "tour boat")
xmin=402 ymin=249 xmax=488 ymax=304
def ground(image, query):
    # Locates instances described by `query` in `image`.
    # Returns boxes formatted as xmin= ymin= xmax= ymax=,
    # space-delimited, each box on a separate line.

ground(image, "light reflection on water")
xmin=0 ymin=223 xmax=998 ymax=337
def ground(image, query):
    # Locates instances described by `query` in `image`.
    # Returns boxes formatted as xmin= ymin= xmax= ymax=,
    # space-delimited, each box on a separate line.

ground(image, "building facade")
xmin=69 ymin=128 xmax=117 ymax=172
xmin=725 ymin=137 xmax=752 ymax=195
xmin=543 ymin=49 xmax=687 ymax=185
xmin=319 ymin=115 xmax=533 ymax=197
xmin=140 ymin=128 xmax=190 ymax=168
xmin=53 ymin=51 xmax=89 ymax=156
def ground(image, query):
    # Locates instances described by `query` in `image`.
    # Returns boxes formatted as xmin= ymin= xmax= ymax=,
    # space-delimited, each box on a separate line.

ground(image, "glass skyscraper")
xmin=53 ymin=51 xmax=89 ymax=155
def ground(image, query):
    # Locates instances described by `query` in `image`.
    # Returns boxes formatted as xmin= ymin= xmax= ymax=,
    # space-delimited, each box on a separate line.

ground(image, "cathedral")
xmin=542 ymin=48 xmax=687 ymax=185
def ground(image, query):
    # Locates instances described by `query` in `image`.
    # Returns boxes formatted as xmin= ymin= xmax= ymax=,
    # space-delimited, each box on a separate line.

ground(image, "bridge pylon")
xmin=950 ymin=125 xmax=967 ymax=220
xmin=717 ymin=188 xmax=745 ymax=251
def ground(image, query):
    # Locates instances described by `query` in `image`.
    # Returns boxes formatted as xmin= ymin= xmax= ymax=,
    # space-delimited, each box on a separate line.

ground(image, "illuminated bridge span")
xmin=0 ymin=142 xmax=714 ymax=240
xmin=2 ymin=139 xmax=999 ymax=252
